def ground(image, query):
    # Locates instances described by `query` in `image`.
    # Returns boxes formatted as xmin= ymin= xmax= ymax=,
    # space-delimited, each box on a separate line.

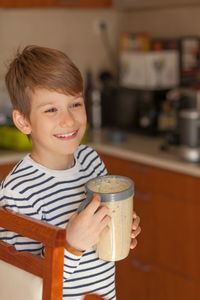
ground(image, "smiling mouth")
xmin=54 ymin=130 xmax=78 ymax=139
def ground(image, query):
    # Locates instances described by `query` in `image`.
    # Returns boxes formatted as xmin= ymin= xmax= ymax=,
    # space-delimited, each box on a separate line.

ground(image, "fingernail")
xmin=94 ymin=193 xmax=100 ymax=200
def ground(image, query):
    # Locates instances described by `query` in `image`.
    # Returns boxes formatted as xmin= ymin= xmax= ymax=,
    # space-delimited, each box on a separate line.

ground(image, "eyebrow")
xmin=73 ymin=94 xmax=84 ymax=99
xmin=38 ymin=95 xmax=84 ymax=108
xmin=38 ymin=102 xmax=55 ymax=108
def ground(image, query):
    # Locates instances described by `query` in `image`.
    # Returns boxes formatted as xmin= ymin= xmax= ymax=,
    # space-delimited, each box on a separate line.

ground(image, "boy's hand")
xmin=66 ymin=194 xmax=111 ymax=252
xmin=130 ymin=212 xmax=141 ymax=249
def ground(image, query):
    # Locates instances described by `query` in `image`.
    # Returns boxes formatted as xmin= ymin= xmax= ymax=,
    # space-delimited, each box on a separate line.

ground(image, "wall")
xmin=1 ymin=4 xmax=200 ymax=107
xmin=0 ymin=8 xmax=121 ymax=83
xmin=1 ymin=4 xmax=200 ymax=85
xmin=121 ymin=4 xmax=200 ymax=38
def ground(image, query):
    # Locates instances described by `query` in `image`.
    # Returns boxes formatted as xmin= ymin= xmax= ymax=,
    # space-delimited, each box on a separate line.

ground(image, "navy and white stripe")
xmin=0 ymin=144 xmax=116 ymax=300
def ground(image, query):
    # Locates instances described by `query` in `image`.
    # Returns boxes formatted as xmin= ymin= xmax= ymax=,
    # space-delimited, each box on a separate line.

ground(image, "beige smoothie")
xmin=87 ymin=176 xmax=134 ymax=261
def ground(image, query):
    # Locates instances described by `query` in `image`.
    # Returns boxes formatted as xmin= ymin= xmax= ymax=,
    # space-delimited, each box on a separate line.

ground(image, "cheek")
xmin=78 ymin=109 xmax=87 ymax=125
xmin=82 ymin=112 xmax=87 ymax=125
xmin=30 ymin=116 xmax=52 ymax=135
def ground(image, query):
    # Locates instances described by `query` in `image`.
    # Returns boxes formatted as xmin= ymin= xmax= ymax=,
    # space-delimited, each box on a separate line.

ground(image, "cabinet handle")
xmin=135 ymin=191 xmax=150 ymax=201
xmin=131 ymin=259 xmax=152 ymax=272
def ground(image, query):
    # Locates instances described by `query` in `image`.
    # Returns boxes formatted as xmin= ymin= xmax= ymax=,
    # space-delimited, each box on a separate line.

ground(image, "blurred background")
xmin=1 ymin=1 xmax=200 ymax=300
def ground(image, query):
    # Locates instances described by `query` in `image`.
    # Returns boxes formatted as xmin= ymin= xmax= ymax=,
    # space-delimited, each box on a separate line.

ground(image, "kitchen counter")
xmin=87 ymin=130 xmax=200 ymax=178
xmin=0 ymin=129 xmax=200 ymax=178
xmin=0 ymin=149 xmax=28 ymax=165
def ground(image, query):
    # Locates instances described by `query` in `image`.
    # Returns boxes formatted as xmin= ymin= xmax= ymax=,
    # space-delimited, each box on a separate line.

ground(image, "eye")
xmin=74 ymin=102 xmax=82 ymax=107
xmin=71 ymin=101 xmax=82 ymax=109
xmin=45 ymin=107 xmax=57 ymax=113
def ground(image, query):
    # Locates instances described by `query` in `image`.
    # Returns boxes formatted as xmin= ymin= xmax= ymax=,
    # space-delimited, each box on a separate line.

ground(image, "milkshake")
xmin=86 ymin=175 xmax=134 ymax=261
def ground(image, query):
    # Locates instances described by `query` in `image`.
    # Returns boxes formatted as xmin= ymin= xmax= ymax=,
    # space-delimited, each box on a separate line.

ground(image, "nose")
xmin=59 ymin=110 xmax=75 ymax=128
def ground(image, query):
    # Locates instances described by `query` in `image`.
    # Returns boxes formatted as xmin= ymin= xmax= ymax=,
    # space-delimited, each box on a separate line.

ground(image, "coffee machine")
xmin=179 ymin=109 xmax=200 ymax=162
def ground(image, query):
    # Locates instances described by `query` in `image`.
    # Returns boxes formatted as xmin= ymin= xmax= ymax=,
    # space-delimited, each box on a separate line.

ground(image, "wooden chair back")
xmin=0 ymin=207 xmax=66 ymax=300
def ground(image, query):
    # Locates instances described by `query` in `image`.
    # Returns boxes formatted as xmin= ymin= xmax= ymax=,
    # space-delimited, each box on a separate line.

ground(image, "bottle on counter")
xmin=158 ymin=101 xmax=177 ymax=132
xmin=84 ymin=70 xmax=102 ymax=130
xmin=91 ymin=89 xmax=102 ymax=130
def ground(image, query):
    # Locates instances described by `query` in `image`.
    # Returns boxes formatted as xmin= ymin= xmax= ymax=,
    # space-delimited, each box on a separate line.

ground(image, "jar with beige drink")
xmin=82 ymin=175 xmax=134 ymax=262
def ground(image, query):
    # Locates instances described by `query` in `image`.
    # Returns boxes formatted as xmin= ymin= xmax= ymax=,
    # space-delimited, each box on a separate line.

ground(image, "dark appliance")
xmin=101 ymin=86 xmax=170 ymax=136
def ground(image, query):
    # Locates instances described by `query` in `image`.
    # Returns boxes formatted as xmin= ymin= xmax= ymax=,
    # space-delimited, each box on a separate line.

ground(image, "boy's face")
xmin=14 ymin=88 xmax=87 ymax=169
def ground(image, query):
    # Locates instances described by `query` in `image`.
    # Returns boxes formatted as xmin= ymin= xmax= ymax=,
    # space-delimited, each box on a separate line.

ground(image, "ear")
xmin=12 ymin=110 xmax=32 ymax=135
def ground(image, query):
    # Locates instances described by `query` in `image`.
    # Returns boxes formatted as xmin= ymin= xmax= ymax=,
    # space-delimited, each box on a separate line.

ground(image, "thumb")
xmin=66 ymin=211 xmax=78 ymax=231
xmin=70 ymin=210 xmax=78 ymax=221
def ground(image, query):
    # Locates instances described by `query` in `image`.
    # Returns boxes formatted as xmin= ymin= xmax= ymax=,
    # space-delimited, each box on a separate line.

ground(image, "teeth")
xmin=57 ymin=131 xmax=75 ymax=138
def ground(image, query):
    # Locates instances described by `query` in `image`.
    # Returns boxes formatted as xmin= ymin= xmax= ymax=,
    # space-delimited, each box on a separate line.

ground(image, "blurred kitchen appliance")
xmin=101 ymin=86 xmax=138 ymax=131
xmin=119 ymin=50 xmax=180 ymax=90
xmin=101 ymin=86 xmax=170 ymax=135
xmin=180 ymin=37 xmax=200 ymax=86
xmin=179 ymin=109 xmax=200 ymax=162
xmin=150 ymin=36 xmax=200 ymax=87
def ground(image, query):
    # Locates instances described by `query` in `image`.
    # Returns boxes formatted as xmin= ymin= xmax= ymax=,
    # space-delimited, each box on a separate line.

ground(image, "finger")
xmin=130 ymin=238 xmax=137 ymax=249
xmin=132 ymin=216 xmax=140 ymax=230
xmin=99 ymin=214 xmax=111 ymax=230
xmin=133 ymin=211 xmax=137 ymax=219
xmin=99 ymin=224 xmax=110 ymax=239
xmin=131 ymin=226 xmax=141 ymax=238
xmin=94 ymin=205 xmax=109 ymax=222
xmin=84 ymin=194 xmax=101 ymax=215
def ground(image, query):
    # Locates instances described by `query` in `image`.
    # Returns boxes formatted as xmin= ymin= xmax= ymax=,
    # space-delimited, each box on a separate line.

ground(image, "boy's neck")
xmin=30 ymin=152 xmax=75 ymax=170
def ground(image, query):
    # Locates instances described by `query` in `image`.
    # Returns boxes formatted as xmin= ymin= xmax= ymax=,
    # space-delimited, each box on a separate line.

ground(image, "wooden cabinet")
xmin=115 ymin=254 xmax=154 ymax=300
xmin=99 ymin=152 xmax=200 ymax=300
xmin=153 ymin=266 xmax=197 ymax=300
xmin=1 ymin=0 xmax=54 ymax=7
xmin=1 ymin=0 xmax=112 ymax=8
xmin=114 ymin=0 xmax=200 ymax=9
xmin=55 ymin=0 xmax=112 ymax=8
xmin=0 ymin=163 xmax=15 ymax=182
xmin=153 ymin=167 xmax=200 ymax=281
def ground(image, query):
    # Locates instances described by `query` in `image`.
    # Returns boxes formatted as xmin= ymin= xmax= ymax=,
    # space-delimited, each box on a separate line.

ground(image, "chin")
xmin=62 ymin=144 xmax=80 ymax=155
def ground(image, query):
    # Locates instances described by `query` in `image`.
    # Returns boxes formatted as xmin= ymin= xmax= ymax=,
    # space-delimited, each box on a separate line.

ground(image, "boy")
xmin=0 ymin=45 xmax=141 ymax=299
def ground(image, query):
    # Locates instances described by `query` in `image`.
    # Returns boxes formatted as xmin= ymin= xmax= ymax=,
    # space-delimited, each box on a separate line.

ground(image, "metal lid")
xmin=85 ymin=175 xmax=134 ymax=202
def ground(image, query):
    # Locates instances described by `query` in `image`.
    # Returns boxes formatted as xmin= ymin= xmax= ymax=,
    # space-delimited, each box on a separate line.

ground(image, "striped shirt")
xmin=0 ymin=144 xmax=116 ymax=300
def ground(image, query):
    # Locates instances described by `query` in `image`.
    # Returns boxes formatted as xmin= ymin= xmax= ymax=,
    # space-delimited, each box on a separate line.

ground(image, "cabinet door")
xmin=116 ymin=253 xmax=198 ymax=300
xmin=154 ymin=167 xmax=200 ymax=203
xmin=116 ymin=253 xmax=154 ymax=300
xmin=1 ymin=0 xmax=112 ymax=8
xmin=153 ymin=265 xmax=198 ymax=300
xmin=154 ymin=192 xmax=200 ymax=280
xmin=153 ymin=167 xmax=200 ymax=280
xmin=0 ymin=164 xmax=15 ymax=182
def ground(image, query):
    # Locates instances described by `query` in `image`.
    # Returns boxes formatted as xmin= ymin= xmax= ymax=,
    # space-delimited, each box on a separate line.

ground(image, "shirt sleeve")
xmin=63 ymin=249 xmax=82 ymax=279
